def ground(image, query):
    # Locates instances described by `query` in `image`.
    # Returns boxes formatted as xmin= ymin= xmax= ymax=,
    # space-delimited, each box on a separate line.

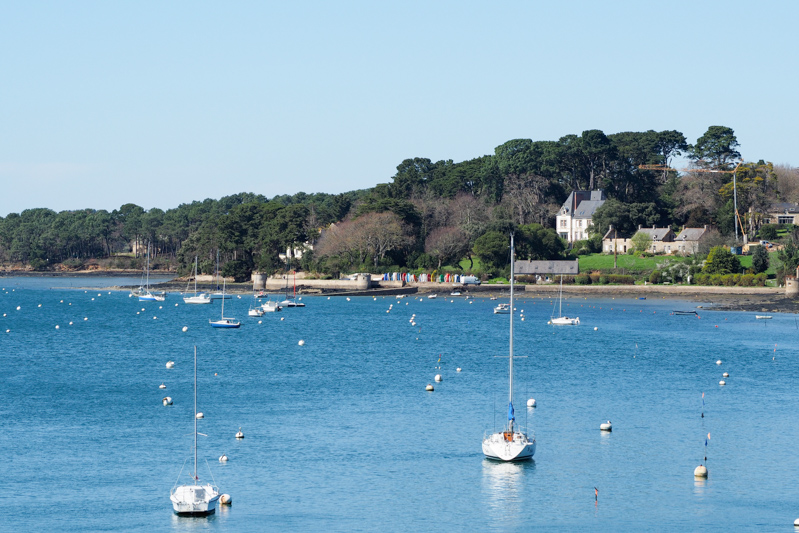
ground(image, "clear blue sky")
xmin=1 ymin=1 xmax=796 ymax=217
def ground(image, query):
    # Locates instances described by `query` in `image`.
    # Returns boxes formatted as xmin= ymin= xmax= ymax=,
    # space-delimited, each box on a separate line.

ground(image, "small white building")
xmin=556 ymin=190 xmax=606 ymax=243
xmin=674 ymin=226 xmax=711 ymax=255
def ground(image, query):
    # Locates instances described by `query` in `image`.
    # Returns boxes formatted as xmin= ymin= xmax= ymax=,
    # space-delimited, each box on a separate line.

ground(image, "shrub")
xmin=606 ymin=274 xmax=635 ymax=284
xmin=589 ymin=272 xmax=601 ymax=284
xmin=720 ymin=274 xmax=735 ymax=286
xmin=759 ymin=224 xmax=779 ymax=241
xmin=754 ymin=273 xmax=767 ymax=286
xmin=710 ymin=274 xmax=723 ymax=286
xmin=739 ymin=273 xmax=755 ymax=286
xmin=694 ymin=273 xmax=709 ymax=285
xmin=649 ymin=270 xmax=662 ymax=284
xmin=575 ymin=274 xmax=592 ymax=285
xmin=599 ymin=276 xmax=609 ymax=284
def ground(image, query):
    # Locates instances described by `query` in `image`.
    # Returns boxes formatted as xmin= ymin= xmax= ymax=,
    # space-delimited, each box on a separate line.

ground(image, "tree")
xmin=703 ymin=246 xmax=741 ymax=275
xmin=775 ymin=242 xmax=799 ymax=284
xmin=751 ymin=245 xmax=769 ymax=274
xmin=759 ymin=224 xmax=778 ymax=241
xmin=517 ymin=223 xmax=566 ymax=260
xmin=630 ymin=231 xmax=652 ymax=255
xmin=473 ymin=231 xmax=509 ymax=270
xmin=689 ymin=126 xmax=741 ymax=170
xmin=425 ymin=227 xmax=468 ymax=268
xmin=591 ymin=199 xmax=661 ymax=236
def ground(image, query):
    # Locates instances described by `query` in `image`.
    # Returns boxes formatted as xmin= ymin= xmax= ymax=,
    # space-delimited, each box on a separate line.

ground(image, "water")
xmin=2 ymin=279 xmax=799 ymax=531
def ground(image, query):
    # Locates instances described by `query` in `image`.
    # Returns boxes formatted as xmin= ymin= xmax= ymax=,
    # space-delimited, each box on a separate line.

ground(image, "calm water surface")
xmin=2 ymin=278 xmax=799 ymax=531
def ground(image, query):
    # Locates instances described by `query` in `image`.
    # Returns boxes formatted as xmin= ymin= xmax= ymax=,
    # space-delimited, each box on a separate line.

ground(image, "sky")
xmin=1 ymin=1 xmax=797 ymax=217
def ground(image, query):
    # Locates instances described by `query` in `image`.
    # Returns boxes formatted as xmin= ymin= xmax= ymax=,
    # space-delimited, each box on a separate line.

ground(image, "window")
xmin=560 ymin=219 xmax=567 ymax=228
xmin=779 ymin=216 xmax=794 ymax=224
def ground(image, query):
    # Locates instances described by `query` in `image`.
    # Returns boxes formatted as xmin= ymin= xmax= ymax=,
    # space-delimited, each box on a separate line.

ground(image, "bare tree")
xmin=425 ymin=226 xmax=468 ymax=268
xmin=775 ymin=164 xmax=799 ymax=203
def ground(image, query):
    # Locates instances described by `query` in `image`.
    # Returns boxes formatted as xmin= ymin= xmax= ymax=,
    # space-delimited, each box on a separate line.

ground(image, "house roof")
xmin=635 ymin=227 xmax=673 ymax=241
xmin=559 ymin=190 xmax=606 ymax=219
xmin=515 ymin=259 xmax=579 ymax=275
xmin=769 ymin=202 xmax=799 ymax=214
xmin=602 ymin=226 xmax=633 ymax=240
xmin=675 ymin=227 xmax=708 ymax=242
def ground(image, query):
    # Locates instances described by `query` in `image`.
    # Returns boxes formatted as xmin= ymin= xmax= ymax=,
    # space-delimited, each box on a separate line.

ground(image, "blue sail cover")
xmin=508 ymin=402 xmax=515 ymax=422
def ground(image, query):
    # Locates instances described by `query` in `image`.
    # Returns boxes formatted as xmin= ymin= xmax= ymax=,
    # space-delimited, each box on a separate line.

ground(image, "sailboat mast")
xmin=559 ymin=275 xmax=563 ymax=316
xmin=194 ymin=345 xmax=198 ymax=484
xmin=146 ymin=242 xmax=151 ymax=290
xmin=221 ymin=279 xmax=225 ymax=318
xmin=194 ymin=257 xmax=198 ymax=295
xmin=509 ymin=232 xmax=515 ymax=413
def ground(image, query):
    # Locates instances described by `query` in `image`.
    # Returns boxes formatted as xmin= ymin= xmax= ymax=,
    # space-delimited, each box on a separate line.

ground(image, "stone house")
xmin=674 ymin=225 xmax=711 ymax=255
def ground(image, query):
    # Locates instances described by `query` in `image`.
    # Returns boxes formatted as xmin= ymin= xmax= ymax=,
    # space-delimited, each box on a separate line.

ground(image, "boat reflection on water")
xmin=481 ymin=459 xmax=535 ymax=525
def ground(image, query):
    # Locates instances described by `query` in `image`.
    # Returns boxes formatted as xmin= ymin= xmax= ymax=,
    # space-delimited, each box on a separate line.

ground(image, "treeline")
xmin=1 ymin=126 xmax=797 ymax=279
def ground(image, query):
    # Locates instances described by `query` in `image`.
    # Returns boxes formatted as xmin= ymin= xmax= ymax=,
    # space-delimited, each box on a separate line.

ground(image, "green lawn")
xmin=577 ymin=254 xmax=681 ymax=271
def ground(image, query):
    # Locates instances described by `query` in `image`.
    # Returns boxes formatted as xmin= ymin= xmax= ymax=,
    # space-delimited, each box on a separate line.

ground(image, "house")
xmin=765 ymin=202 xmax=799 ymax=225
xmin=674 ymin=225 xmax=711 ymax=255
xmin=555 ymin=190 xmax=606 ymax=243
xmin=602 ymin=225 xmax=633 ymax=254
xmin=515 ymin=259 xmax=579 ymax=283
xmin=635 ymin=226 xmax=676 ymax=254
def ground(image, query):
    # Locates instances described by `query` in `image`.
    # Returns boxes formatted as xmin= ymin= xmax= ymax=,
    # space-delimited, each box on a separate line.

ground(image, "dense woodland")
xmin=1 ymin=126 xmax=797 ymax=281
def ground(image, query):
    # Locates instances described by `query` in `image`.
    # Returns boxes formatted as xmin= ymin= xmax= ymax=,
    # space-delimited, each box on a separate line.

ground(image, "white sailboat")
xmin=482 ymin=233 xmax=536 ymax=462
xmin=170 ymin=346 xmax=221 ymax=515
xmin=183 ymin=257 xmax=211 ymax=304
xmin=210 ymin=251 xmax=231 ymax=300
xmin=132 ymin=242 xmax=166 ymax=302
xmin=209 ymin=279 xmax=240 ymax=328
xmin=548 ymin=275 xmax=579 ymax=325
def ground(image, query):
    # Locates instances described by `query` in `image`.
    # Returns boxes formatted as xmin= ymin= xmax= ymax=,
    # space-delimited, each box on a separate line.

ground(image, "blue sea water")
xmin=2 ymin=278 xmax=799 ymax=532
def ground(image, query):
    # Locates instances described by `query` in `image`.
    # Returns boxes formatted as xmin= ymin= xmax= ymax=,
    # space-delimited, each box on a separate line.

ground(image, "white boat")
xmin=248 ymin=307 xmax=265 ymax=317
xmin=756 ymin=315 xmax=772 ymax=320
xmin=260 ymin=300 xmax=282 ymax=313
xmin=428 ymin=294 xmax=437 ymax=299
xmin=483 ymin=233 xmax=536 ymax=462
xmin=209 ymin=280 xmax=240 ymax=328
xmin=494 ymin=303 xmax=510 ymax=314
xmin=548 ymin=275 xmax=579 ymax=325
xmin=451 ymin=291 xmax=461 ymax=296
xmin=279 ymin=269 xmax=305 ymax=307
xmin=170 ymin=346 xmax=221 ymax=515
xmin=183 ymin=257 xmax=211 ymax=304
xmin=132 ymin=242 xmax=166 ymax=302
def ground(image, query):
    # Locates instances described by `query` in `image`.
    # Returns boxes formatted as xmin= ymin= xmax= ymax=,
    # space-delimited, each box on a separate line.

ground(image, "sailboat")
xmin=170 ymin=346 xmax=221 ymax=515
xmin=548 ymin=275 xmax=579 ymax=325
xmin=482 ymin=233 xmax=536 ymax=462
xmin=209 ymin=279 xmax=240 ymax=328
xmin=183 ymin=257 xmax=211 ymax=304
xmin=279 ymin=259 xmax=305 ymax=308
xmin=210 ymin=251 xmax=231 ymax=300
xmin=132 ymin=242 xmax=166 ymax=302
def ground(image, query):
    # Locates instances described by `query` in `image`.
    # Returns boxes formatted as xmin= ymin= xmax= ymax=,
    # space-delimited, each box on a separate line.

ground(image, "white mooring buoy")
xmin=55 ymin=325 xmax=59 ymax=329
xmin=600 ymin=421 xmax=612 ymax=431
xmin=166 ymin=361 xmax=175 ymax=369
xmin=434 ymin=374 xmax=442 ymax=382
xmin=694 ymin=465 xmax=708 ymax=478
xmin=182 ymin=326 xmax=188 ymax=332
xmin=219 ymin=454 xmax=228 ymax=462
xmin=236 ymin=427 xmax=244 ymax=439
xmin=159 ymin=383 xmax=166 ymax=389
xmin=196 ymin=412 xmax=204 ymax=419
xmin=456 ymin=367 xmax=462 ymax=372
xmin=162 ymin=397 xmax=173 ymax=406
xmin=716 ymin=360 xmax=722 ymax=365
xmin=220 ymin=494 xmax=232 ymax=505
xmin=298 ymin=339 xmax=305 ymax=346
xmin=794 ymin=518 xmax=799 ymax=527
xmin=527 ymin=398 xmax=536 ymax=408
xmin=594 ymin=327 xmax=598 ymax=331
xmin=722 ymin=372 xmax=729 ymax=378
xmin=425 ymin=384 xmax=434 ymax=391
xmin=719 ymin=380 xmax=726 ymax=386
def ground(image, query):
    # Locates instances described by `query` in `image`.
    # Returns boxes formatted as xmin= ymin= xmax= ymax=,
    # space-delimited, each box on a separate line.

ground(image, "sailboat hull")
xmin=482 ymin=432 xmax=536 ymax=461
xmin=171 ymin=484 xmax=220 ymax=515
xmin=549 ymin=316 xmax=580 ymax=325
